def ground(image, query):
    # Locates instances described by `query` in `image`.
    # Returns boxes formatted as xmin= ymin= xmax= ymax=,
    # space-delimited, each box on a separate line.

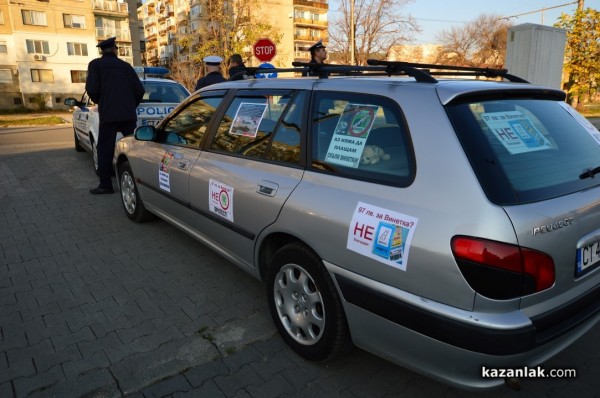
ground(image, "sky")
xmin=330 ymin=0 xmax=600 ymax=44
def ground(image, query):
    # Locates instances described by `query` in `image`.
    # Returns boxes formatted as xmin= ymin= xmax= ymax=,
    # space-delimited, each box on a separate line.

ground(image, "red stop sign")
xmin=253 ymin=38 xmax=276 ymax=62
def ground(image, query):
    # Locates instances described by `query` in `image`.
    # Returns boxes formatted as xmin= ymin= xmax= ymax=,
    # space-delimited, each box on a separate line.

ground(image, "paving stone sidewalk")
xmin=1 ymin=134 xmax=599 ymax=398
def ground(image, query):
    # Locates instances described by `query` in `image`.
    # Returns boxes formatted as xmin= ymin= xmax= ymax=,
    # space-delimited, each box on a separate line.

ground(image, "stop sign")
xmin=253 ymin=38 xmax=276 ymax=62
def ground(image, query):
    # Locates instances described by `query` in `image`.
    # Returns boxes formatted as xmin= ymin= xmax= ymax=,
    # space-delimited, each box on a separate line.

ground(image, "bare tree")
xmin=435 ymin=14 xmax=512 ymax=68
xmin=329 ymin=0 xmax=420 ymax=65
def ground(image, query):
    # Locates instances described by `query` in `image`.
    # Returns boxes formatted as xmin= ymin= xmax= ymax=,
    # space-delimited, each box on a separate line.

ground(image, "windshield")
xmin=446 ymin=98 xmax=600 ymax=205
xmin=141 ymin=81 xmax=190 ymax=103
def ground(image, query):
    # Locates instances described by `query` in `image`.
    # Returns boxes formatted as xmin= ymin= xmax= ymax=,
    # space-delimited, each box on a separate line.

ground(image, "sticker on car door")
xmin=347 ymin=201 xmax=418 ymax=271
xmin=159 ymin=152 xmax=174 ymax=192
xmin=209 ymin=179 xmax=234 ymax=222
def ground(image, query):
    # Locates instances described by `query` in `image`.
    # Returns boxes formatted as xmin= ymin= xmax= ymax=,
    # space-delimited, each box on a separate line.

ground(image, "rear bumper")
xmin=327 ymin=262 xmax=600 ymax=390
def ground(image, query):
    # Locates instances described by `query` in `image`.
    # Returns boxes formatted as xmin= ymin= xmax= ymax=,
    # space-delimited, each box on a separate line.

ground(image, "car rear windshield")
xmin=446 ymin=98 xmax=600 ymax=205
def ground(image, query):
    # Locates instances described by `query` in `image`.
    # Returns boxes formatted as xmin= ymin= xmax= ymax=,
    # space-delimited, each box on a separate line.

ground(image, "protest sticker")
xmin=159 ymin=152 xmax=173 ymax=192
xmin=229 ymin=102 xmax=267 ymax=137
xmin=325 ymin=104 xmax=379 ymax=168
xmin=347 ymin=201 xmax=418 ymax=271
xmin=481 ymin=111 xmax=552 ymax=154
xmin=209 ymin=179 xmax=234 ymax=222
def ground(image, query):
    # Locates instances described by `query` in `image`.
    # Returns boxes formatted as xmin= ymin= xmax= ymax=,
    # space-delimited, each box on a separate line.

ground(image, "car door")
xmin=135 ymin=92 xmax=227 ymax=220
xmin=188 ymin=90 xmax=307 ymax=267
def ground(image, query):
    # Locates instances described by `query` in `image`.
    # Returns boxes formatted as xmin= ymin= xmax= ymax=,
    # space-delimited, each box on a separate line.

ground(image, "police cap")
xmin=203 ymin=55 xmax=223 ymax=66
xmin=308 ymin=39 xmax=326 ymax=54
xmin=97 ymin=37 xmax=117 ymax=50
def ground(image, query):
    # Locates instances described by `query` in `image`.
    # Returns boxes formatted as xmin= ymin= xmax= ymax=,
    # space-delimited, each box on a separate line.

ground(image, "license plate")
xmin=142 ymin=119 xmax=159 ymax=126
xmin=576 ymin=241 xmax=600 ymax=276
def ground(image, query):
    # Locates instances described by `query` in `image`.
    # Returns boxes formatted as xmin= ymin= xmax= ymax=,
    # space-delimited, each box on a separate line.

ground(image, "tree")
xmin=171 ymin=0 xmax=282 ymax=85
xmin=555 ymin=8 xmax=600 ymax=108
xmin=329 ymin=0 xmax=419 ymax=65
xmin=434 ymin=14 xmax=512 ymax=68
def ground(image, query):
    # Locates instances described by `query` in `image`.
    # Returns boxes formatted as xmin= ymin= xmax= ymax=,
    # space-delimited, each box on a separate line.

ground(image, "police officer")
xmin=85 ymin=37 xmax=144 ymax=194
xmin=308 ymin=39 xmax=327 ymax=64
xmin=303 ymin=39 xmax=327 ymax=77
xmin=194 ymin=56 xmax=226 ymax=90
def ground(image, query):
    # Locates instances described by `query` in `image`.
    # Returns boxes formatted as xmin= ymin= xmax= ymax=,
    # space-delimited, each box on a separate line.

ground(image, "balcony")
xmin=93 ymin=0 xmax=129 ymax=16
xmin=294 ymin=17 xmax=328 ymax=27
xmin=96 ymin=27 xmax=131 ymax=42
xmin=293 ymin=0 xmax=329 ymax=11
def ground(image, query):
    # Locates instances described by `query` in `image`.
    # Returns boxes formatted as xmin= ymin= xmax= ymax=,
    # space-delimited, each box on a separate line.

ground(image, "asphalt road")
xmin=0 ymin=124 xmax=599 ymax=398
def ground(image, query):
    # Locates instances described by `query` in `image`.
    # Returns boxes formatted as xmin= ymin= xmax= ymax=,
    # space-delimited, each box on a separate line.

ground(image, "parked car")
xmin=112 ymin=61 xmax=600 ymax=390
xmin=64 ymin=67 xmax=190 ymax=174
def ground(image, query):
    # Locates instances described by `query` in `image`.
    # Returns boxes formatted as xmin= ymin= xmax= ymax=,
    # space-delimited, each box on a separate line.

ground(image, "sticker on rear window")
xmin=482 ymin=111 xmax=552 ymax=154
xmin=347 ymin=202 xmax=418 ymax=271
xmin=229 ymin=102 xmax=267 ymax=138
xmin=209 ymin=179 xmax=234 ymax=222
xmin=559 ymin=102 xmax=600 ymax=145
xmin=324 ymin=104 xmax=378 ymax=168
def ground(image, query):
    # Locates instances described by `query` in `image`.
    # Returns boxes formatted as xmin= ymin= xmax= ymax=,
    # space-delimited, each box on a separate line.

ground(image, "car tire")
xmin=118 ymin=161 xmax=154 ymax=223
xmin=267 ymin=243 xmax=352 ymax=361
xmin=74 ymin=129 xmax=85 ymax=152
xmin=91 ymin=139 xmax=99 ymax=176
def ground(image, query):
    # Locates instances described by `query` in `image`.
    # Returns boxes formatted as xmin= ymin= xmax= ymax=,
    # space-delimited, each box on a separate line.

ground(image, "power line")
xmin=500 ymin=1 xmax=579 ymax=21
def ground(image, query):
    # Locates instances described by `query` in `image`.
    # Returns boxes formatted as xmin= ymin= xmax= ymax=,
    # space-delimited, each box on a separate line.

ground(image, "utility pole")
xmin=350 ymin=0 xmax=355 ymax=64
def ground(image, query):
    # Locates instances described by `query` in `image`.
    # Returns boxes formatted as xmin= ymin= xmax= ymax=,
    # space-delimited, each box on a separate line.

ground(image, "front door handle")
xmin=257 ymin=180 xmax=279 ymax=197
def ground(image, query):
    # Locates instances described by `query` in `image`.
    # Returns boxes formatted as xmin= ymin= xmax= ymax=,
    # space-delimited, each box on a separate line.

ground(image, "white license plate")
xmin=576 ymin=241 xmax=600 ymax=276
xmin=142 ymin=119 xmax=159 ymax=126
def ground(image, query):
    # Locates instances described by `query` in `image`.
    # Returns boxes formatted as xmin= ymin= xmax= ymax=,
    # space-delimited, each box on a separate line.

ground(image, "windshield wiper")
xmin=579 ymin=166 xmax=600 ymax=179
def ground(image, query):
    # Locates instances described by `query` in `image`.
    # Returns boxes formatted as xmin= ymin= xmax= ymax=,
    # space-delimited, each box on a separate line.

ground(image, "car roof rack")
xmin=242 ymin=60 xmax=529 ymax=84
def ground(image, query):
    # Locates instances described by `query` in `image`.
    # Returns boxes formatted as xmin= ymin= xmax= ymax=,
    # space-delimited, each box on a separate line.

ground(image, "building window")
xmin=22 ymin=10 xmax=48 ymax=26
xmin=0 ymin=40 xmax=7 ymax=54
xmin=70 ymin=70 xmax=87 ymax=83
xmin=31 ymin=69 xmax=54 ymax=83
xmin=67 ymin=42 xmax=88 ymax=56
xmin=14 ymin=98 xmax=23 ymax=105
xmin=63 ymin=14 xmax=86 ymax=29
xmin=0 ymin=69 xmax=12 ymax=83
xmin=26 ymin=40 xmax=50 ymax=54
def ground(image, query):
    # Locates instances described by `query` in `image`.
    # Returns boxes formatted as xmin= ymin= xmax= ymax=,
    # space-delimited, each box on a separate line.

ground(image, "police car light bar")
xmin=134 ymin=66 xmax=170 ymax=79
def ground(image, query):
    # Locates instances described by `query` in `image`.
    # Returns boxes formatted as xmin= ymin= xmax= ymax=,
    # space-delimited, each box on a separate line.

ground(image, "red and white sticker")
xmin=209 ymin=179 xmax=234 ymax=222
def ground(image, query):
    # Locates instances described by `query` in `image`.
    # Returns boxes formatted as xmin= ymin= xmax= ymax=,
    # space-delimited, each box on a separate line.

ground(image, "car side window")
xmin=160 ymin=95 xmax=224 ymax=148
xmin=210 ymin=90 xmax=303 ymax=164
xmin=311 ymin=92 xmax=414 ymax=186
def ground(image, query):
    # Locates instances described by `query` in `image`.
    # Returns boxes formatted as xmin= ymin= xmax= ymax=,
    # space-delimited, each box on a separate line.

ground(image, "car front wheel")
xmin=267 ymin=243 xmax=352 ymax=361
xmin=118 ymin=161 xmax=153 ymax=222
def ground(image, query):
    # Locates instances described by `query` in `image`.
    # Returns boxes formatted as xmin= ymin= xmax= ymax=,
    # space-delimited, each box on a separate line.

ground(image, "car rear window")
xmin=446 ymin=98 xmax=600 ymax=205
xmin=141 ymin=81 xmax=190 ymax=103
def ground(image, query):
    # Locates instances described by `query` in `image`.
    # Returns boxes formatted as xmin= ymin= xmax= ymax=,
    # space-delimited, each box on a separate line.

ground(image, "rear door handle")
xmin=257 ymin=180 xmax=279 ymax=197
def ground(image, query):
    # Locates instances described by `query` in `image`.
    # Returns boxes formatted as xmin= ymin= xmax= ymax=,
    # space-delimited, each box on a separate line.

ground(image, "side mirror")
xmin=64 ymin=97 xmax=78 ymax=107
xmin=135 ymin=125 xmax=156 ymax=141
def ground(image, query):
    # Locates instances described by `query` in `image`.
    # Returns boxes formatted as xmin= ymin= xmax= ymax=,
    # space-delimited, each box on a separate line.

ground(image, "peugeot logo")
xmin=532 ymin=217 xmax=574 ymax=235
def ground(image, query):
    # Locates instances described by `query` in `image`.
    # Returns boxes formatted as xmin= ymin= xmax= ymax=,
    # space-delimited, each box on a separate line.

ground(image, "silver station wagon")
xmin=113 ymin=61 xmax=600 ymax=390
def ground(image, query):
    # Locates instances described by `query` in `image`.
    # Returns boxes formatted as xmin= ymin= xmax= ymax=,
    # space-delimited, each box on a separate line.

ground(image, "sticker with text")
xmin=347 ymin=202 xmax=418 ymax=271
xmin=209 ymin=179 xmax=234 ymax=222
xmin=482 ymin=111 xmax=552 ymax=154
xmin=325 ymin=104 xmax=379 ymax=168
xmin=159 ymin=152 xmax=173 ymax=192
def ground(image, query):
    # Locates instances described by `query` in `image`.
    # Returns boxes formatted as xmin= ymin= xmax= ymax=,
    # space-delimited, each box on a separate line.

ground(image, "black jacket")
xmin=229 ymin=66 xmax=247 ymax=81
xmin=85 ymin=53 xmax=144 ymax=125
xmin=194 ymin=71 xmax=226 ymax=91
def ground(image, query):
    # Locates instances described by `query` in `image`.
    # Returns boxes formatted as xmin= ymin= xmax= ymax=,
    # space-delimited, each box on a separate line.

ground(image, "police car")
xmin=64 ymin=67 xmax=190 ymax=174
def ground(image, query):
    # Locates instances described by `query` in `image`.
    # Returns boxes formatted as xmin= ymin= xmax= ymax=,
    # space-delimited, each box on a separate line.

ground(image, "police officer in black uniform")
xmin=85 ymin=37 xmax=144 ymax=194
xmin=194 ymin=56 xmax=226 ymax=90
xmin=303 ymin=39 xmax=327 ymax=77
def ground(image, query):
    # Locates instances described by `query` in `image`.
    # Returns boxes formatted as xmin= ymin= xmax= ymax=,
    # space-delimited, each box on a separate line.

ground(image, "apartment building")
xmin=137 ymin=0 xmax=329 ymax=68
xmin=0 ymin=0 xmax=141 ymax=110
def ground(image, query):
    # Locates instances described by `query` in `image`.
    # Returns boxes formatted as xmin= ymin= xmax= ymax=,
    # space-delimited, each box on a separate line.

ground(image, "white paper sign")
xmin=347 ymin=202 xmax=418 ymax=271
xmin=481 ymin=111 xmax=552 ymax=154
xmin=209 ymin=179 xmax=234 ymax=222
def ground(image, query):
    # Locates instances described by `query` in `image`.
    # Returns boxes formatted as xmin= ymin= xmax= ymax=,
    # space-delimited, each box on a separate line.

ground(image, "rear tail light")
xmin=451 ymin=236 xmax=555 ymax=300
